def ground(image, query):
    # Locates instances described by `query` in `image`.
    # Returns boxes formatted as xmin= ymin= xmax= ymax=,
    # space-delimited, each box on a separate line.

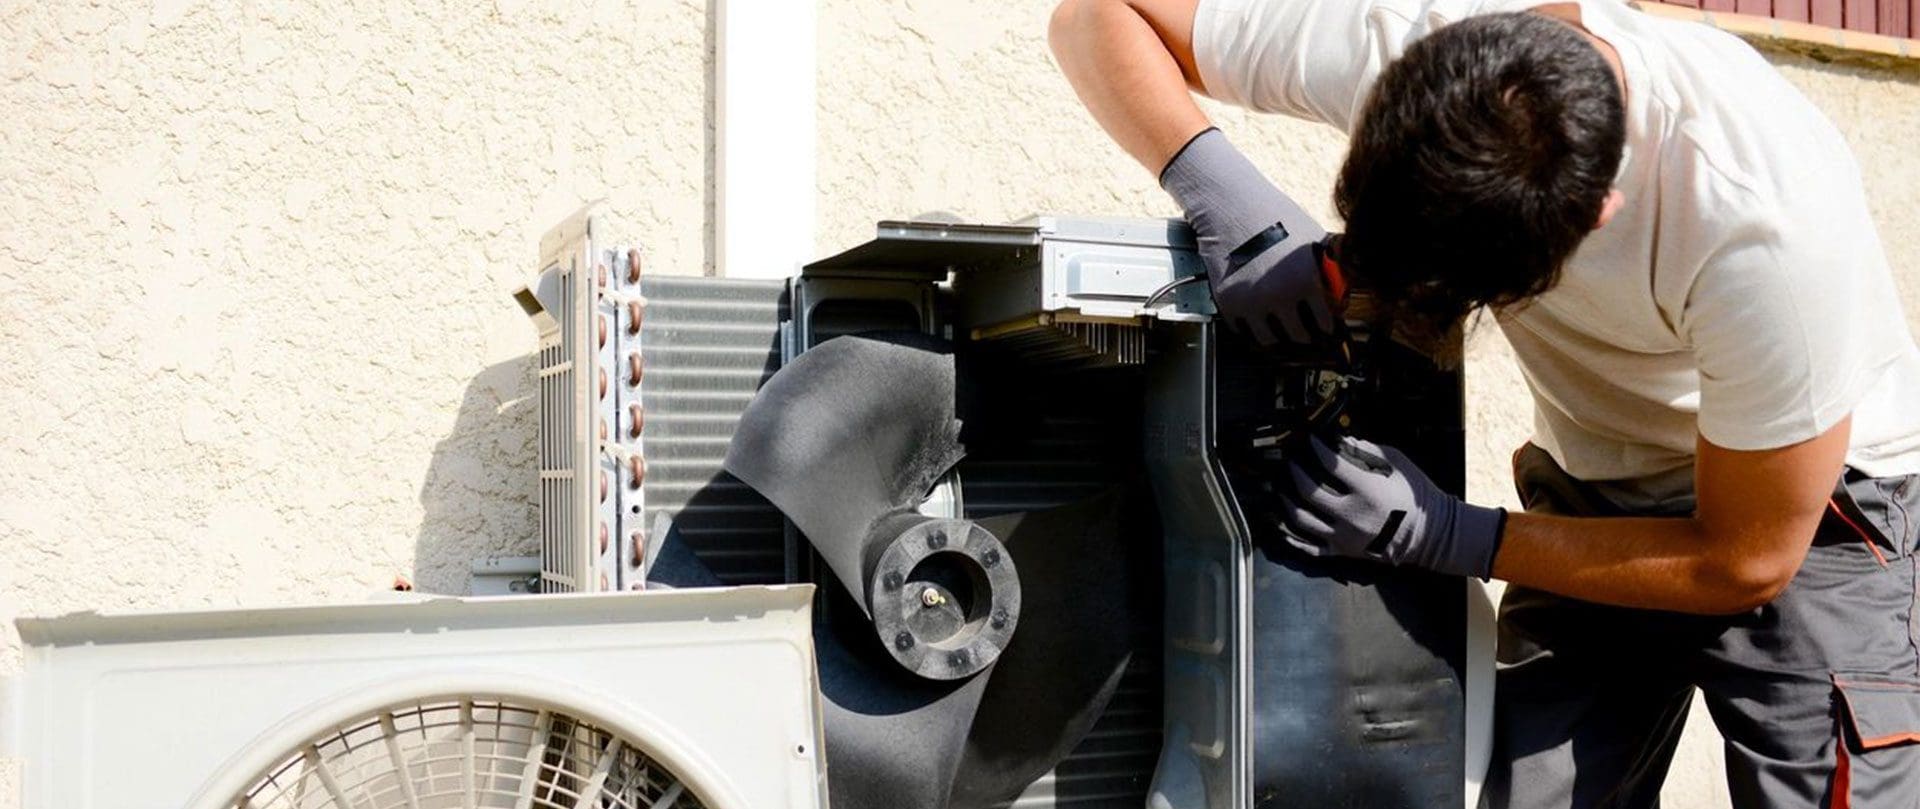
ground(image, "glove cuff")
xmin=1453 ymin=503 xmax=1508 ymax=580
xmin=1158 ymin=128 xmax=1295 ymax=259
xmin=1157 ymin=126 xmax=1222 ymax=186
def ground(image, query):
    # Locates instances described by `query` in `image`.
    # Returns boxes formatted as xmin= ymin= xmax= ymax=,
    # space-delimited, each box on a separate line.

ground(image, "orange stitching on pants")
xmin=1832 ymin=724 xmax=1852 ymax=809
xmin=1832 ymin=498 xmax=1890 ymax=568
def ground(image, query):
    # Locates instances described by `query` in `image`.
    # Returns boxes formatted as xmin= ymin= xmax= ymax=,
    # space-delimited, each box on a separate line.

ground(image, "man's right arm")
xmin=1048 ymin=0 xmax=1212 ymax=172
xmin=1052 ymin=0 xmax=1338 ymax=347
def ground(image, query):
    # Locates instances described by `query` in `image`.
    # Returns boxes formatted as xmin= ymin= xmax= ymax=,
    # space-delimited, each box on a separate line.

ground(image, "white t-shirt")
xmin=1194 ymin=0 xmax=1920 ymax=488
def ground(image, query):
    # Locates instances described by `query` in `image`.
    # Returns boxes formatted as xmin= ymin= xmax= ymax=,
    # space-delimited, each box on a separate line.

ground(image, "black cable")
xmin=1141 ymin=274 xmax=1206 ymax=309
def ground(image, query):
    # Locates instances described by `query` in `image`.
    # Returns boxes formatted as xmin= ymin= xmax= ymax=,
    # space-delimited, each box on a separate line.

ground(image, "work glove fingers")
xmin=1273 ymin=488 xmax=1339 ymax=538
xmin=1262 ymin=312 xmax=1297 ymax=348
xmin=1270 ymin=251 xmax=1327 ymax=347
xmin=1255 ymin=476 xmax=1337 ymax=554
xmin=1284 ymin=462 xmax=1338 ymax=511
xmin=1270 ymin=505 xmax=1340 ymax=557
xmin=1293 ymin=298 xmax=1333 ymax=347
xmin=1308 ymin=434 xmax=1376 ymax=486
xmin=1278 ymin=529 xmax=1339 ymax=559
xmin=1305 ymin=289 xmax=1335 ymax=335
xmin=1258 ymin=465 xmax=1316 ymax=511
xmin=1290 ymin=438 xmax=1351 ymax=495
xmin=1352 ymin=437 xmax=1444 ymax=496
xmin=1327 ymin=435 xmax=1392 ymax=478
xmin=1341 ymin=434 xmax=1389 ymax=459
xmin=1291 ymin=436 xmax=1350 ymax=495
xmin=1237 ymin=312 xmax=1278 ymax=349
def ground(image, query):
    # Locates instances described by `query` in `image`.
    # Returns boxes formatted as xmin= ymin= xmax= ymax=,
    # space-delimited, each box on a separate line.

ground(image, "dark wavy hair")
xmin=1335 ymin=12 xmax=1625 ymax=344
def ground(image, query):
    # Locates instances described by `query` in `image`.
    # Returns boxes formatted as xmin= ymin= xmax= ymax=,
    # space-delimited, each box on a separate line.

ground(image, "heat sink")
xmin=516 ymin=206 xmax=644 ymax=593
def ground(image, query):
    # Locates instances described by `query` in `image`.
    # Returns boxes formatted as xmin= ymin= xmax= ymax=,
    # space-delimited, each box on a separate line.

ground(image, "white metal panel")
xmin=8 ymin=587 xmax=826 ymax=809
xmin=1465 ymin=579 xmax=1497 ymax=809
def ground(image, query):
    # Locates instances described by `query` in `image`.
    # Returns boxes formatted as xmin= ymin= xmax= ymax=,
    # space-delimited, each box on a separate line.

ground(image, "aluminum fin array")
xmin=521 ymin=209 xmax=641 ymax=593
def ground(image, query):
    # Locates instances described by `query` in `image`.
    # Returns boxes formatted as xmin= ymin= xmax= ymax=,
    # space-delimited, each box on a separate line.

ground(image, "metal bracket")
xmin=468 ymin=556 xmax=541 ymax=596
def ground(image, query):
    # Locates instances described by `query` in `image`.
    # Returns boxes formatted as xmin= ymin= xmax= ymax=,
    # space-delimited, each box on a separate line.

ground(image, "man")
xmin=1050 ymin=1 xmax=1920 ymax=807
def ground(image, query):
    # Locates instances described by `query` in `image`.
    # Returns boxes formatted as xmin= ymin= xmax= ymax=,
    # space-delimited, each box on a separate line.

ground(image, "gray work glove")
xmin=1267 ymin=434 xmax=1507 ymax=579
xmin=1159 ymin=127 xmax=1334 ymax=348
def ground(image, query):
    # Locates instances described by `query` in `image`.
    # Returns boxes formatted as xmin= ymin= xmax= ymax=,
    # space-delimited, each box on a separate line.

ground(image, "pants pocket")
xmin=1830 ymin=673 xmax=1920 ymax=809
xmin=1832 ymin=473 xmax=1918 ymax=564
xmin=1835 ymin=673 xmax=1920 ymax=749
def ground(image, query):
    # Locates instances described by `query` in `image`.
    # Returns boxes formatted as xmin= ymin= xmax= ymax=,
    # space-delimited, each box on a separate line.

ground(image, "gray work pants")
xmin=1484 ymin=445 xmax=1920 ymax=809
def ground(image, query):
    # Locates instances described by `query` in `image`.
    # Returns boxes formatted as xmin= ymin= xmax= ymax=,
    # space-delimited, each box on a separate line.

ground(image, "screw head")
xmin=882 ymin=570 xmax=904 ymax=591
xmin=926 ymin=530 xmax=947 ymax=550
xmin=894 ymin=632 xmax=915 ymax=651
xmin=982 ymin=548 xmax=1000 ymax=568
xmin=990 ymin=609 xmax=1009 ymax=630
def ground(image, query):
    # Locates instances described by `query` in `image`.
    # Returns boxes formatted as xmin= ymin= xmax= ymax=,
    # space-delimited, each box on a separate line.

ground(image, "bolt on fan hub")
xmin=868 ymin=518 xmax=1020 ymax=680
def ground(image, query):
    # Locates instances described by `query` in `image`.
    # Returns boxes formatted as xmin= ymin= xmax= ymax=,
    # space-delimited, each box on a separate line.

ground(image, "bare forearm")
xmin=1048 ymin=0 xmax=1211 ymax=171
xmin=1493 ymin=511 xmax=1800 ymax=615
xmin=1493 ymin=427 xmax=1846 ymax=615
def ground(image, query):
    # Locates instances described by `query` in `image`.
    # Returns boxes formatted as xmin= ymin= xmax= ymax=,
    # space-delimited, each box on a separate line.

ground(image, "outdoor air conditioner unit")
xmin=539 ymin=209 xmax=1497 ymax=809
xmin=0 ymin=203 xmax=1491 ymax=809
xmin=0 ymin=587 xmax=827 ymax=809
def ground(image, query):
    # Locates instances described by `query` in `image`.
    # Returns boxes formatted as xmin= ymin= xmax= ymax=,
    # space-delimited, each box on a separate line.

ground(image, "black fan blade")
xmin=820 ymin=491 xmax=1141 ymax=809
xmin=814 ymin=584 xmax=995 ymax=809
xmin=726 ymin=333 xmax=1019 ymax=680
xmin=643 ymin=523 xmax=990 ymax=809
xmin=715 ymin=332 xmax=1144 ymax=806
xmin=640 ymin=514 xmax=724 ymax=589
xmin=724 ymin=332 xmax=965 ymax=603
xmin=949 ymin=489 xmax=1140 ymax=808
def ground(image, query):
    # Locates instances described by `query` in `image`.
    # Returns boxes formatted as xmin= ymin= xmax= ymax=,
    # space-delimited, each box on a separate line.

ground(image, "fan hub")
xmin=868 ymin=517 xmax=1020 ymax=679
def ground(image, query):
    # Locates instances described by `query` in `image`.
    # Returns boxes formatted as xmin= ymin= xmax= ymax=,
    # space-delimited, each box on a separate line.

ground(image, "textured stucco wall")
xmin=4 ymin=1 xmax=1919 ymax=806
xmin=0 ymin=0 xmax=711 ymax=800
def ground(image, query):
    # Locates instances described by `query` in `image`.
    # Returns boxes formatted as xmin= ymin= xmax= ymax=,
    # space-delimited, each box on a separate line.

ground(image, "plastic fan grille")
xmin=234 ymin=698 xmax=709 ymax=809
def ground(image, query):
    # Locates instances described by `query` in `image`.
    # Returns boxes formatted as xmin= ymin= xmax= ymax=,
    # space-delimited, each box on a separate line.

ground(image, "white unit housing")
xmin=1 ymin=587 xmax=826 ymax=809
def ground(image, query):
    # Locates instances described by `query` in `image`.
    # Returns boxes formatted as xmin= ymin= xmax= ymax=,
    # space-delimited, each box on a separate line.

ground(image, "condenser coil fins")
xmin=521 ymin=205 xmax=790 ymax=593
xmin=631 ymin=275 xmax=787 ymax=585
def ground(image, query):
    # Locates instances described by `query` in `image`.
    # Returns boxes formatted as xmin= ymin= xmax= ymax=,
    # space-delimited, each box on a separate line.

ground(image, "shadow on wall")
xmin=412 ymin=358 xmax=541 ymax=595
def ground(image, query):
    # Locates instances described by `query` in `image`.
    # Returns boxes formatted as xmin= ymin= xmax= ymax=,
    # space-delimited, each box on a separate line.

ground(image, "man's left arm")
xmin=1492 ymin=190 xmax=1875 ymax=613
xmin=1502 ymin=177 xmax=1886 ymax=613
xmin=1492 ymin=420 xmax=1847 ymax=614
xmin=1275 ymin=420 xmax=1847 ymax=615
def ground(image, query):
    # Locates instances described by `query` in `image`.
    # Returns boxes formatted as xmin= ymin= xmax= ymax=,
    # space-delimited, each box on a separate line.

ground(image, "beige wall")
xmin=3 ymin=1 xmax=1918 ymax=806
